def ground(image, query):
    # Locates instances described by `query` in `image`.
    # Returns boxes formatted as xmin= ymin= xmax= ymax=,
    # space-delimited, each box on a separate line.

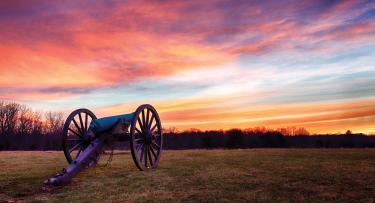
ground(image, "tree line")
xmin=0 ymin=101 xmax=64 ymax=150
xmin=0 ymin=101 xmax=374 ymax=150
xmin=163 ymin=129 xmax=374 ymax=149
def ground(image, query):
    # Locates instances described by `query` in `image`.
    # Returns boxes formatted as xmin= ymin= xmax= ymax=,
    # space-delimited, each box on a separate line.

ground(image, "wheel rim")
xmin=62 ymin=109 xmax=97 ymax=163
xmin=130 ymin=104 xmax=163 ymax=171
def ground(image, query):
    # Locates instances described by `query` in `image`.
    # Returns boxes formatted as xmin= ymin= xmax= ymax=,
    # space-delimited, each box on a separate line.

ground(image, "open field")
xmin=0 ymin=149 xmax=374 ymax=202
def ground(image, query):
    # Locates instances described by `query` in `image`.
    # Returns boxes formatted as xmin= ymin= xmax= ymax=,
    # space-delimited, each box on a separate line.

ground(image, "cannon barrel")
xmin=89 ymin=113 xmax=135 ymax=134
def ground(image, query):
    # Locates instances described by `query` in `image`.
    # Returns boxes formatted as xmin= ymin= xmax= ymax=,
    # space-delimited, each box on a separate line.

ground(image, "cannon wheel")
xmin=130 ymin=104 xmax=163 ymax=171
xmin=62 ymin=109 xmax=97 ymax=164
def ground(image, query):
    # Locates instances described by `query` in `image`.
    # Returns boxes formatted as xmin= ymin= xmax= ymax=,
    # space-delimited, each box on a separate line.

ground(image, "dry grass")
xmin=0 ymin=149 xmax=374 ymax=202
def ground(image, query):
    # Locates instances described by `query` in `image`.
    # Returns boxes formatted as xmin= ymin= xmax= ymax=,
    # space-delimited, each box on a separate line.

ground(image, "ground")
xmin=0 ymin=149 xmax=374 ymax=202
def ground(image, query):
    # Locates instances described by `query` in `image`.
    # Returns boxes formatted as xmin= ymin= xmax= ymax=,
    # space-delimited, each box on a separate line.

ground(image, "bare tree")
xmin=45 ymin=111 xmax=64 ymax=136
xmin=32 ymin=111 xmax=43 ymax=136
xmin=0 ymin=101 xmax=5 ymax=136
xmin=295 ymin=127 xmax=310 ymax=136
xmin=17 ymin=105 xmax=34 ymax=136
xmin=276 ymin=127 xmax=289 ymax=136
xmin=0 ymin=102 xmax=19 ymax=136
xmin=165 ymin=127 xmax=179 ymax=134
xmin=277 ymin=126 xmax=310 ymax=136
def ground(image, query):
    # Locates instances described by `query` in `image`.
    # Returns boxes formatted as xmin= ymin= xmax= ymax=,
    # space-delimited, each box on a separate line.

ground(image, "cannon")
xmin=44 ymin=104 xmax=163 ymax=186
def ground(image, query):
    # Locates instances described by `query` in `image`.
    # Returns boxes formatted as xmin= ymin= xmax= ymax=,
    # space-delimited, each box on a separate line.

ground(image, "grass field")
xmin=0 ymin=149 xmax=374 ymax=202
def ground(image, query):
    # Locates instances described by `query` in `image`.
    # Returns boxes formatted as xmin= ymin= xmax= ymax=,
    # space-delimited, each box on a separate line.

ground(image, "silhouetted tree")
xmin=0 ymin=102 xmax=19 ymax=136
xmin=277 ymin=126 xmax=310 ymax=136
xmin=32 ymin=111 xmax=43 ymax=136
xmin=44 ymin=111 xmax=64 ymax=136
xmin=295 ymin=127 xmax=310 ymax=136
xmin=17 ymin=105 xmax=34 ymax=136
xmin=165 ymin=127 xmax=179 ymax=134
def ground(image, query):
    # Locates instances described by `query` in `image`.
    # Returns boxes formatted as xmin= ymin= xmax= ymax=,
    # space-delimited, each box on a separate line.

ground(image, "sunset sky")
xmin=0 ymin=1 xmax=374 ymax=134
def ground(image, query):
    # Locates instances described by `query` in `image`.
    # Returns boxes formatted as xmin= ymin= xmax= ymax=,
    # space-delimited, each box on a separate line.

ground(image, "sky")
xmin=0 ymin=0 xmax=374 ymax=134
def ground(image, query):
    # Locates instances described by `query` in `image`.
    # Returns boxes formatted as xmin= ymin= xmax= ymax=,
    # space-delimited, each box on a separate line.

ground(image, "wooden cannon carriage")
xmin=45 ymin=104 xmax=163 ymax=186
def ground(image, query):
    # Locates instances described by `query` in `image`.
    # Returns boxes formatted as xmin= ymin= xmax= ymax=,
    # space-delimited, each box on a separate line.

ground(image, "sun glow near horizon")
xmin=0 ymin=1 xmax=374 ymax=134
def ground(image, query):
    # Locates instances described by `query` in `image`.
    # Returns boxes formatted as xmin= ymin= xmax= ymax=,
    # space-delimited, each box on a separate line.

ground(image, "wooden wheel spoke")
xmin=134 ymin=132 xmax=141 ymax=138
xmin=148 ymin=114 xmax=155 ymax=129
xmin=84 ymin=113 xmax=88 ymax=132
xmin=72 ymin=118 xmax=84 ymax=137
xmin=152 ymin=133 xmax=161 ymax=138
xmin=66 ymin=138 xmax=80 ymax=141
xmin=137 ymin=117 xmax=145 ymax=133
xmin=141 ymin=110 xmax=146 ymax=131
xmin=68 ymin=128 xmax=82 ymax=139
xmin=69 ymin=143 xmax=81 ymax=153
xmin=152 ymin=141 xmax=160 ymax=149
xmin=140 ymin=145 xmax=145 ymax=163
xmin=150 ymin=123 xmax=157 ymax=133
xmin=144 ymin=145 xmax=148 ymax=167
xmin=136 ymin=143 xmax=143 ymax=153
xmin=147 ymin=146 xmax=153 ymax=166
xmin=145 ymin=109 xmax=150 ymax=129
xmin=76 ymin=148 xmax=82 ymax=158
xmin=78 ymin=113 xmax=85 ymax=134
xmin=150 ymin=145 xmax=157 ymax=159
xmin=135 ymin=126 xmax=143 ymax=135
xmin=135 ymin=137 xmax=144 ymax=143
